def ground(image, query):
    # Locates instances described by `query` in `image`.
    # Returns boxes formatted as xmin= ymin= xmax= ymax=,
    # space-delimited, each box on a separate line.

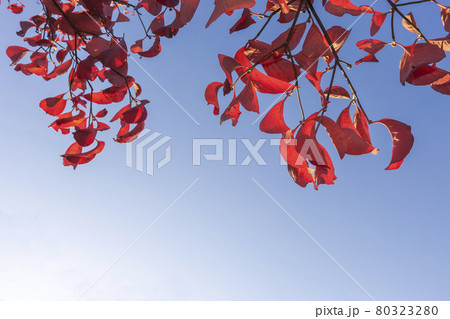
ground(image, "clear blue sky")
xmin=0 ymin=1 xmax=449 ymax=300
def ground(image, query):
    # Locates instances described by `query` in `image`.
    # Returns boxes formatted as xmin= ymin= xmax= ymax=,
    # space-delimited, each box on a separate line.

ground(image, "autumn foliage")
xmin=5 ymin=0 xmax=450 ymax=189
xmin=6 ymin=0 xmax=199 ymax=168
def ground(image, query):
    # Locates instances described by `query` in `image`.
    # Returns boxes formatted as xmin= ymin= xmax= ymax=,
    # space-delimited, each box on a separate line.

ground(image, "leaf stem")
xmin=395 ymin=0 xmax=434 ymax=7
xmin=305 ymin=0 xmax=371 ymax=122
xmin=286 ymin=45 xmax=305 ymax=121
xmin=390 ymin=9 xmax=396 ymax=43
xmin=387 ymin=0 xmax=429 ymax=42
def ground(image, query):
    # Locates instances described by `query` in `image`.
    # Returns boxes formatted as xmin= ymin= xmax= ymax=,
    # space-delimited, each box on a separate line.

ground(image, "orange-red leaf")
xmin=6 ymin=46 xmax=30 ymax=66
xmin=121 ymin=103 xmax=148 ymax=124
xmin=374 ymin=119 xmax=414 ymax=170
xmin=205 ymin=82 xmax=224 ymax=115
xmin=259 ymin=98 xmax=290 ymax=134
xmin=230 ymin=8 xmax=256 ymax=33
xmin=220 ymin=97 xmax=241 ymax=126
xmin=325 ymin=0 xmax=361 ymax=17
xmin=62 ymin=141 xmax=105 ymax=168
xmin=39 ymin=94 xmax=67 ymax=116
xmin=206 ymin=0 xmax=256 ymax=28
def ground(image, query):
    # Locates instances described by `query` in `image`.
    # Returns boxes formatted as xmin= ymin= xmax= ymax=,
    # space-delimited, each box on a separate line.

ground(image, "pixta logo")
xmin=192 ymin=138 xmax=325 ymax=166
xmin=126 ymin=133 xmax=325 ymax=175
xmin=126 ymin=129 xmax=172 ymax=175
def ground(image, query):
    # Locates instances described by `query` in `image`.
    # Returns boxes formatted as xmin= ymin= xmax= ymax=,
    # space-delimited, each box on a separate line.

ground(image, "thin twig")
xmin=395 ymin=0 xmax=434 ymax=7
xmin=286 ymin=45 xmax=305 ymax=121
xmin=305 ymin=0 xmax=371 ymax=122
xmin=387 ymin=0 xmax=429 ymax=42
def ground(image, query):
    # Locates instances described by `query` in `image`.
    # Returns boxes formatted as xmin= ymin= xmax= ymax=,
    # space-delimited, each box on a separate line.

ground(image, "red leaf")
xmin=370 ymin=12 xmax=387 ymax=36
xmin=130 ymin=39 xmax=144 ymax=54
xmin=138 ymin=0 xmax=162 ymax=15
xmin=273 ymin=0 xmax=290 ymax=14
xmin=73 ymin=128 xmax=98 ymax=147
xmin=236 ymin=81 xmax=259 ymax=113
xmin=96 ymin=122 xmax=111 ymax=131
xmin=150 ymin=12 xmax=165 ymax=34
xmin=218 ymin=54 xmax=243 ymax=84
xmin=353 ymin=106 xmax=372 ymax=144
xmin=429 ymin=37 xmax=450 ymax=51
xmin=62 ymin=142 xmax=82 ymax=167
xmin=262 ymin=58 xmax=299 ymax=82
xmin=401 ymin=12 xmax=419 ymax=34
xmin=313 ymin=146 xmax=337 ymax=187
xmin=288 ymin=163 xmax=315 ymax=189
xmin=374 ymin=119 xmax=414 ymax=170
xmin=43 ymin=59 xmax=72 ymax=81
xmin=6 ymin=46 xmax=30 ymax=66
xmin=111 ymin=104 xmax=131 ymax=122
xmin=116 ymin=12 xmax=130 ymax=23
xmin=42 ymin=0 xmax=74 ymax=15
xmin=16 ymin=21 xmax=35 ymax=37
xmin=96 ymin=109 xmax=108 ymax=118
xmin=206 ymin=0 xmax=256 ymax=28
xmin=336 ymin=106 xmax=377 ymax=154
xmin=324 ymin=86 xmax=351 ymax=99
xmin=440 ymin=5 xmax=450 ymax=33
xmin=406 ymin=65 xmax=448 ymax=86
xmin=324 ymin=26 xmax=351 ymax=64
xmin=50 ymin=110 xmax=86 ymax=132
xmin=355 ymin=39 xmax=387 ymax=65
xmin=62 ymin=140 xmax=105 ymax=168
xmin=39 ymin=94 xmax=67 ymax=116
xmin=85 ymin=37 xmax=110 ymax=57
xmin=121 ymin=103 xmax=148 ymax=124
xmin=325 ymin=0 xmax=361 ymax=17
xmin=356 ymin=39 xmax=387 ymax=53
xmin=157 ymin=0 xmax=180 ymax=8
xmin=23 ymin=34 xmax=41 ymax=47
xmin=319 ymin=106 xmax=377 ymax=158
xmin=115 ymin=122 xmax=146 ymax=143
xmin=295 ymin=118 xmax=337 ymax=187
xmin=399 ymin=43 xmax=446 ymax=85
xmin=97 ymin=39 xmax=128 ymax=69
xmin=359 ymin=6 xmax=387 ymax=36
xmin=14 ymin=52 xmax=48 ymax=76
xmin=281 ymin=130 xmax=304 ymax=168
xmin=230 ymin=8 xmax=256 ymax=33
xmin=179 ymin=0 xmax=200 ymax=24
xmin=150 ymin=12 xmax=180 ymax=38
xmin=259 ymin=98 xmax=290 ymax=134
xmin=430 ymin=72 xmax=450 ymax=95
xmin=84 ymin=86 xmax=128 ymax=104
xmin=245 ymin=40 xmax=281 ymax=64
xmin=76 ymin=56 xmax=99 ymax=82
xmin=56 ymin=11 xmax=103 ymax=36
xmin=104 ymin=64 xmax=129 ymax=87
xmin=271 ymin=22 xmax=307 ymax=52
xmin=8 ymin=4 xmax=25 ymax=14
xmin=234 ymin=47 xmax=293 ymax=94
xmin=294 ymin=51 xmax=319 ymax=75
xmin=305 ymin=72 xmax=328 ymax=106
xmin=133 ymin=82 xmax=143 ymax=97
xmin=205 ymin=82 xmax=224 ymax=115
xmin=138 ymin=36 xmax=162 ymax=58
xmin=220 ymin=97 xmax=241 ymax=126
xmin=302 ymin=24 xmax=328 ymax=58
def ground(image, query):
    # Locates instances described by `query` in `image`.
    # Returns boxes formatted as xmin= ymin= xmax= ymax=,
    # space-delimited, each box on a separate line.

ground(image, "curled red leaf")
xmin=259 ymin=98 xmax=290 ymax=134
xmin=374 ymin=119 xmax=414 ymax=170
xmin=205 ymin=82 xmax=224 ymax=115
